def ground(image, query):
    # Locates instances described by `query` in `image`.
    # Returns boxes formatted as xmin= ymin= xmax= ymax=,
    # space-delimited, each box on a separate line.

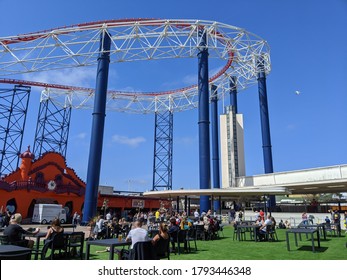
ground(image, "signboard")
xmin=132 ymin=199 xmax=145 ymax=208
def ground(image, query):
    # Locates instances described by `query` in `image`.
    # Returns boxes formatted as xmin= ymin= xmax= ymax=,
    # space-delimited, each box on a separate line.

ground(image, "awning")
xmin=143 ymin=186 xmax=291 ymax=199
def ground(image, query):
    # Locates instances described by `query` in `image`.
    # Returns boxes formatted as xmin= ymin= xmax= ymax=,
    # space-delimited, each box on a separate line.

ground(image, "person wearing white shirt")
xmin=194 ymin=209 xmax=200 ymax=221
xmin=126 ymin=220 xmax=149 ymax=249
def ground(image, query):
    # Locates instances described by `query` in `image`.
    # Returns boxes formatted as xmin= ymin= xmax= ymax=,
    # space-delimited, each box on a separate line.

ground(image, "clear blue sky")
xmin=1 ymin=0 xmax=347 ymax=192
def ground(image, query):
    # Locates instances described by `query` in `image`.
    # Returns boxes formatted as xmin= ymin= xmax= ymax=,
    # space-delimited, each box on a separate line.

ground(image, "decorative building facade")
xmin=0 ymin=147 xmax=165 ymax=222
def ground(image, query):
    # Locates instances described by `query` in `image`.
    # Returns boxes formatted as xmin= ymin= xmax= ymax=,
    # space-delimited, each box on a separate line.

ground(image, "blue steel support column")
xmin=257 ymin=56 xmax=275 ymax=209
xmin=211 ymin=85 xmax=220 ymax=212
xmin=82 ymin=31 xmax=111 ymax=224
xmin=197 ymin=29 xmax=211 ymax=213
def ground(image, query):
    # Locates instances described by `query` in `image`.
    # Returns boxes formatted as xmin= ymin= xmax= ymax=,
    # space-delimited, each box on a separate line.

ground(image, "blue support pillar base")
xmin=257 ymin=56 xmax=275 ymax=210
xmin=197 ymin=29 xmax=211 ymax=213
xmin=211 ymin=85 xmax=220 ymax=212
xmin=82 ymin=32 xmax=111 ymax=224
xmin=200 ymin=195 xmax=210 ymax=214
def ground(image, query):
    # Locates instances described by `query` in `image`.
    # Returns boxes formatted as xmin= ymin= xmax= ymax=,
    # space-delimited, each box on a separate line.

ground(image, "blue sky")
xmin=1 ymin=0 xmax=347 ymax=193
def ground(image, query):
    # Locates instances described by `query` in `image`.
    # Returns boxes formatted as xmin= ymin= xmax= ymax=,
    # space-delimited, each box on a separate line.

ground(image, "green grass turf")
xmin=86 ymin=226 xmax=347 ymax=260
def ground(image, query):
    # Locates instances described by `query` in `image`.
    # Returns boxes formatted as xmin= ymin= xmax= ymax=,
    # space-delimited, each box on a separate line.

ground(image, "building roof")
xmin=143 ymin=186 xmax=291 ymax=199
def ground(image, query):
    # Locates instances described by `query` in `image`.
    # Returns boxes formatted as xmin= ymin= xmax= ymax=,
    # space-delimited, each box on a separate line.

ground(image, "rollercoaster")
xmin=0 ymin=19 xmax=272 ymax=220
xmin=0 ymin=19 xmax=270 ymax=113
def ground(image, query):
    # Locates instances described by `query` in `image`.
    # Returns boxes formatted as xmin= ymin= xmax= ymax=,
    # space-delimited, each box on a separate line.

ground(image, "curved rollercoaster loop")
xmin=0 ymin=19 xmax=271 ymax=113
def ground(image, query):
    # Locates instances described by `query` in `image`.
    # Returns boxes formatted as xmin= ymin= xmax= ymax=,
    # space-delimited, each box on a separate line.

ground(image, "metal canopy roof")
xmin=143 ymin=186 xmax=291 ymax=199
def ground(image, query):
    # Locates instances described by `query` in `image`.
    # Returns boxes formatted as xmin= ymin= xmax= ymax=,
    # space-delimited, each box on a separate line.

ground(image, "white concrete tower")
xmin=220 ymin=106 xmax=246 ymax=188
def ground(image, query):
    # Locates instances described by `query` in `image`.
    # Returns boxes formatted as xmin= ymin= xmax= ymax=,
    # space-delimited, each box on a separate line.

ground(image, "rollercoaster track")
xmin=0 ymin=19 xmax=270 ymax=113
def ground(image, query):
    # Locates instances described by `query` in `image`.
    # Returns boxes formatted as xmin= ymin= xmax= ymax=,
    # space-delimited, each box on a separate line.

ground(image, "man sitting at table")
xmin=121 ymin=220 xmax=150 ymax=259
xmin=257 ymin=214 xmax=272 ymax=241
xmin=3 ymin=213 xmax=40 ymax=248
xmin=125 ymin=220 xmax=149 ymax=249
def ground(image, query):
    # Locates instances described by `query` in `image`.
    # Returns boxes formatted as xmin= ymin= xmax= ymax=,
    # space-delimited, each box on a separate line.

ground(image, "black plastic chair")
xmin=0 ymin=251 xmax=31 ymax=260
xmin=186 ymin=227 xmax=197 ymax=251
xmin=67 ymin=232 xmax=85 ymax=259
xmin=154 ymin=237 xmax=170 ymax=260
xmin=266 ymin=225 xmax=278 ymax=241
xmin=324 ymin=223 xmax=336 ymax=237
xmin=41 ymin=232 xmax=68 ymax=260
xmin=122 ymin=241 xmax=156 ymax=260
xmin=195 ymin=224 xmax=205 ymax=241
xmin=233 ymin=223 xmax=246 ymax=241
xmin=176 ymin=230 xmax=188 ymax=254
xmin=0 ymin=235 xmax=10 ymax=245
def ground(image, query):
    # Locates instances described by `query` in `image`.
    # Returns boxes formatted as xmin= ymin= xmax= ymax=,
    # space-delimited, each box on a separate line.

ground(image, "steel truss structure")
xmin=33 ymin=90 xmax=72 ymax=158
xmin=0 ymin=85 xmax=31 ymax=176
xmin=0 ymin=19 xmax=271 ymax=114
xmin=152 ymin=111 xmax=173 ymax=191
xmin=0 ymin=19 xmax=271 ymax=191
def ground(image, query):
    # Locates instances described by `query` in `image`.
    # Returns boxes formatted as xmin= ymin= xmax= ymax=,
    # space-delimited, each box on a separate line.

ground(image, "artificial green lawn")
xmin=87 ymin=226 xmax=347 ymax=260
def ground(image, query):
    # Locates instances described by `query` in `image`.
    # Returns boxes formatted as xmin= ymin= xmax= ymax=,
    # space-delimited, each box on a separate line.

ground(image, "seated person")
xmin=168 ymin=217 xmax=179 ymax=252
xmin=41 ymin=218 xmax=65 ymax=257
xmin=253 ymin=216 xmax=263 ymax=237
xmin=152 ymin=222 xmax=169 ymax=257
xmin=324 ymin=216 xmax=331 ymax=224
xmin=93 ymin=215 xmax=106 ymax=239
xmin=257 ymin=214 xmax=272 ymax=241
xmin=110 ymin=217 xmax=121 ymax=238
xmin=121 ymin=220 xmax=149 ymax=259
xmin=179 ymin=217 xmax=192 ymax=230
xmin=152 ymin=222 xmax=169 ymax=245
xmin=278 ymin=219 xmax=286 ymax=229
xmin=254 ymin=216 xmax=263 ymax=226
xmin=125 ymin=220 xmax=149 ymax=249
xmin=45 ymin=218 xmax=64 ymax=244
xmin=284 ymin=220 xmax=291 ymax=229
xmin=203 ymin=214 xmax=210 ymax=232
xmin=3 ymin=213 xmax=40 ymax=248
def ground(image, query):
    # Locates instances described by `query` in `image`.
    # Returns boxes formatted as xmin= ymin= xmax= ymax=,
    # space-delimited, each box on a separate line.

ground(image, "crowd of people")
xmin=1 ymin=206 xmax=346 ymax=259
xmin=86 ymin=208 xmax=222 ymax=242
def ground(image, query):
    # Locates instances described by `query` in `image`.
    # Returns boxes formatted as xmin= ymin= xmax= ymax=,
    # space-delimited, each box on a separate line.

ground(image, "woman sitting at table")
xmin=3 ymin=213 xmax=40 ymax=248
xmin=44 ymin=218 xmax=64 ymax=244
xmin=152 ymin=222 xmax=169 ymax=245
xmin=152 ymin=222 xmax=170 ymax=258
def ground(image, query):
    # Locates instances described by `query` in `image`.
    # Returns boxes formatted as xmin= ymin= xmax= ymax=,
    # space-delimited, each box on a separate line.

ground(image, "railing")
xmin=0 ymin=180 xmax=84 ymax=196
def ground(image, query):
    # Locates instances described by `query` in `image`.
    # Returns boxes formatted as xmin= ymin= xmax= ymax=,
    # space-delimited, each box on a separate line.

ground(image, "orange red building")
xmin=0 ymin=147 xmax=167 ymax=222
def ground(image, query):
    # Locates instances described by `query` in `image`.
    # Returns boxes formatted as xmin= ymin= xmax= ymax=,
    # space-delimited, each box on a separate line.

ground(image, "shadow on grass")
xmin=297 ymin=246 xmax=328 ymax=253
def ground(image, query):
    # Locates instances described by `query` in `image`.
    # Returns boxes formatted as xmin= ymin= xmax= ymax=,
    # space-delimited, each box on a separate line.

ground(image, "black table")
xmin=85 ymin=238 xmax=131 ymax=260
xmin=286 ymin=228 xmax=320 ymax=252
xmin=236 ymin=224 xmax=260 ymax=241
xmin=0 ymin=244 xmax=32 ymax=256
xmin=23 ymin=231 xmax=46 ymax=260
xmin=297 ymin=223 xmax=326 ymax=240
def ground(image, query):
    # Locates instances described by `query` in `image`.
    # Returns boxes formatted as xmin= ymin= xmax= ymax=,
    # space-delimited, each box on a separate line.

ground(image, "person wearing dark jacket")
xmin=3 ymin=213 xmax=40 ymax=248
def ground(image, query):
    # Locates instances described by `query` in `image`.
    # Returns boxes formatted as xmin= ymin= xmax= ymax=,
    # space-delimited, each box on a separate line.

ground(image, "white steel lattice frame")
xmin=0 ymin=19 xmax=271 ymax=114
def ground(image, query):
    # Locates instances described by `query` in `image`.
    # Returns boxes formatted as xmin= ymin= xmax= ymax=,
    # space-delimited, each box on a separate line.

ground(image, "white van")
xmin=32 ymin=204 xmax=67 ymax=224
